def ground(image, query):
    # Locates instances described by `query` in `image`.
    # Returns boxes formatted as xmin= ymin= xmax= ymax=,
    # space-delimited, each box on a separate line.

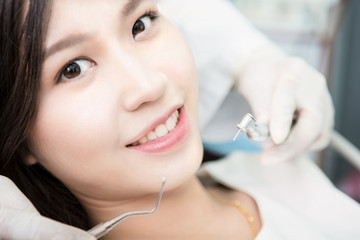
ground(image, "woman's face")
xmin=29 ymin=0 xmax=202 ymax=202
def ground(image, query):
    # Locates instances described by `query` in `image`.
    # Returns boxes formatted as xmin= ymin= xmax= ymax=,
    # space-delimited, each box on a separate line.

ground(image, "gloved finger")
xmin=260 ymin=109 xmax=322 ymax=165
xmin=0 ymin=175 xmax=38 ymax=213
xmin=251 ymin=101 xmax=271 ymax=125
xmin=237 ymin=62 xmax=277 ymax=124
xmin=309 ymin=91 xmax=335 ymax=151
xmin=0 ymin=206 xmax=95 ymax=240
xmin=269 ymin=72 xmax=297 ymax=144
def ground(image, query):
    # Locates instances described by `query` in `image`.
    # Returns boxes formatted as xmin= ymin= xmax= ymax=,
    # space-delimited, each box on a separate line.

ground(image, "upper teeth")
xmin=130 ymin=109 xmax=179 ymax=146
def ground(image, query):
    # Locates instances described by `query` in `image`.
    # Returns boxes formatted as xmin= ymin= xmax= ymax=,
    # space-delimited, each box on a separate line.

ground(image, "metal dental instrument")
xmin=87 ymin=177 xmax=166 ymax=239
xmin=233 ymin=113 xmax=270 ymax=142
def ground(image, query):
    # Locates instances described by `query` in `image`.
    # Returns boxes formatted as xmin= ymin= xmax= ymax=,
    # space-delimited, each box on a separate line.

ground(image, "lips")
xmin=126 ymin=107 xmax=189 ymax=153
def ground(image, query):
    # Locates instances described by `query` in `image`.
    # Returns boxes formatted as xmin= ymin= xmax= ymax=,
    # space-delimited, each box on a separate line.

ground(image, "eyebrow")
xmin=122 ymin=0 xmax=143 ymax=16
xmin=45 ymin=34 xmax=91 ymax=59
xmin=45 ymin=0 xmax=144 ymax=59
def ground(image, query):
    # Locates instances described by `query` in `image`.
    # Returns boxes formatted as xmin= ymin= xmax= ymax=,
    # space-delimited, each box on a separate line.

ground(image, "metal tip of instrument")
xmin=154 ymin=177 xmax=166 ymax=212
xmin=233 ymin=113 xmax=256 ymax=141
xmin=233 ymin=129 xmax=242 ymax=141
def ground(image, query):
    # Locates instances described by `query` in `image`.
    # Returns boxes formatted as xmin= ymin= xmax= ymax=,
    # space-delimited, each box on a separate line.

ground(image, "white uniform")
xmin=201 ymin=152 xmax=360 ymax=240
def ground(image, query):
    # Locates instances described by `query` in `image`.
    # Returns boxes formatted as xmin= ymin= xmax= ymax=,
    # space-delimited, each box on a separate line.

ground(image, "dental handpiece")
xmin=233 ymin=113 xmax=270 ymax=142
xmin=87 ymin=177 xmax=166 ymax=239
xmin=233 ymin=113 xmax=360 ymax=173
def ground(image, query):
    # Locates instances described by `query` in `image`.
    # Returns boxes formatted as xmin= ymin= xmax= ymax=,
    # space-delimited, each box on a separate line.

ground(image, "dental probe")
xmin=87 ymin=177 xmax=166 ymax=239
xmin=233 ymin=113 xmax=269 ymax=142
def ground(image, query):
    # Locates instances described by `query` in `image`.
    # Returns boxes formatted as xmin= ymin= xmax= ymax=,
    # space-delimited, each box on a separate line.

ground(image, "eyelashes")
xmin=132 ymin=10 xmax=159 ymax=38
xmin=56 ymin=58 xmax=95 ymax=83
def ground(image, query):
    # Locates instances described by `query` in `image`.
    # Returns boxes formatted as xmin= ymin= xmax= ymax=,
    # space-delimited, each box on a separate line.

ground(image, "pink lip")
xmin=127 ymin=107 xmax=189 ymax=153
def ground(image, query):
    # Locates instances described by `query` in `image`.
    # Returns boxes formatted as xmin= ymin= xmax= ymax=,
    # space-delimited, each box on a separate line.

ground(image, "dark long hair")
xmin=0 ymin=0 xmax=90 ymax=229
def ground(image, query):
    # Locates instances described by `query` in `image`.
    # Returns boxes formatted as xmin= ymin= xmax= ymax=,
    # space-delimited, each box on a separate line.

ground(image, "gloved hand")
xmin=0 ymin=176 xmax=95 ymax=240
xmin=236 ymin=46 xmax=334 ymax=165
xmin=159 ymin=0 xmax=334 ymax=163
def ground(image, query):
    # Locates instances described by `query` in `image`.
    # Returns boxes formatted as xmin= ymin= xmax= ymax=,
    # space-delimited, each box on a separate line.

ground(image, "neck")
xmin=85 ymin=176 xmax=219 ymax=240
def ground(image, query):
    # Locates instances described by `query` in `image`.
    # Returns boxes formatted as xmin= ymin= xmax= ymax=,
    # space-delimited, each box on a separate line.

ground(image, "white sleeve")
xmin=158 ymin=0 xmax=278 ymax=129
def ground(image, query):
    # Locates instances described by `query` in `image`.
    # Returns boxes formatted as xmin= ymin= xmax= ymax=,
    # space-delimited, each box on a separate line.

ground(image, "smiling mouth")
xmin=127 ymin=109 xmax=180 ymax=147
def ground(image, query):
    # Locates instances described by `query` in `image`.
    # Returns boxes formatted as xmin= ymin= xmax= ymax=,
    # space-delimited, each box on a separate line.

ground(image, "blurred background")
xmin=229 ymin=0 xmax=360 ymax=202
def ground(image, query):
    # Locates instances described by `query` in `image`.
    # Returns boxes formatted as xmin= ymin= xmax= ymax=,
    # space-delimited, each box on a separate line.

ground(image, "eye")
xmin=132 ymin=11 xmax=159 ymax=38
xmin=57 ymin=58 xmax=94 ymax=83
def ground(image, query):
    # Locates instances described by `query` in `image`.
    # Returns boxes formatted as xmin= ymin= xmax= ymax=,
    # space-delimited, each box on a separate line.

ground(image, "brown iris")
xmin=63 ymin=62 xmax=81 ymax=79
xmin=132 ymin=19 xmax=145 ymax=36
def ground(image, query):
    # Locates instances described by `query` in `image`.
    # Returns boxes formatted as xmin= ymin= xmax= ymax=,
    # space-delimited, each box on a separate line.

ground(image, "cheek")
xmin=29 ymin=91 xmax=118 ymax=184
xmin=154 ymin=23 xmax=199 ymax=111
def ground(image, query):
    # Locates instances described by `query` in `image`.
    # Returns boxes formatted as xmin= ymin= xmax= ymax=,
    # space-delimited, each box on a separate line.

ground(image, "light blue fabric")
xmin=203 ymin=135 xmax=262 ymax=155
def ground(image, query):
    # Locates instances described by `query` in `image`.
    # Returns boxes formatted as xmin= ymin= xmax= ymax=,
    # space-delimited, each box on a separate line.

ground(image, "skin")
xmin=27 ymin=0 xmax=261 ymax=239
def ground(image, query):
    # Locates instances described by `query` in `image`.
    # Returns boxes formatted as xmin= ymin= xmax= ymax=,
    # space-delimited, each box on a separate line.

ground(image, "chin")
xmin=160 ymin=138 xmax=203 ymax=191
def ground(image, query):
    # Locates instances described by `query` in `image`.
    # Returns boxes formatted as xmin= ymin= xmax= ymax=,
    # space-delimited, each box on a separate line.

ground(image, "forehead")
xmin=45 ymin=0 xmax=150 ymax=48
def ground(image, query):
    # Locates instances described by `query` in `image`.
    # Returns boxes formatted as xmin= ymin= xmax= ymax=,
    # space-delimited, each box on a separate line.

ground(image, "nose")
xmin=122 ymin=68 xmax=167 ymax=111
